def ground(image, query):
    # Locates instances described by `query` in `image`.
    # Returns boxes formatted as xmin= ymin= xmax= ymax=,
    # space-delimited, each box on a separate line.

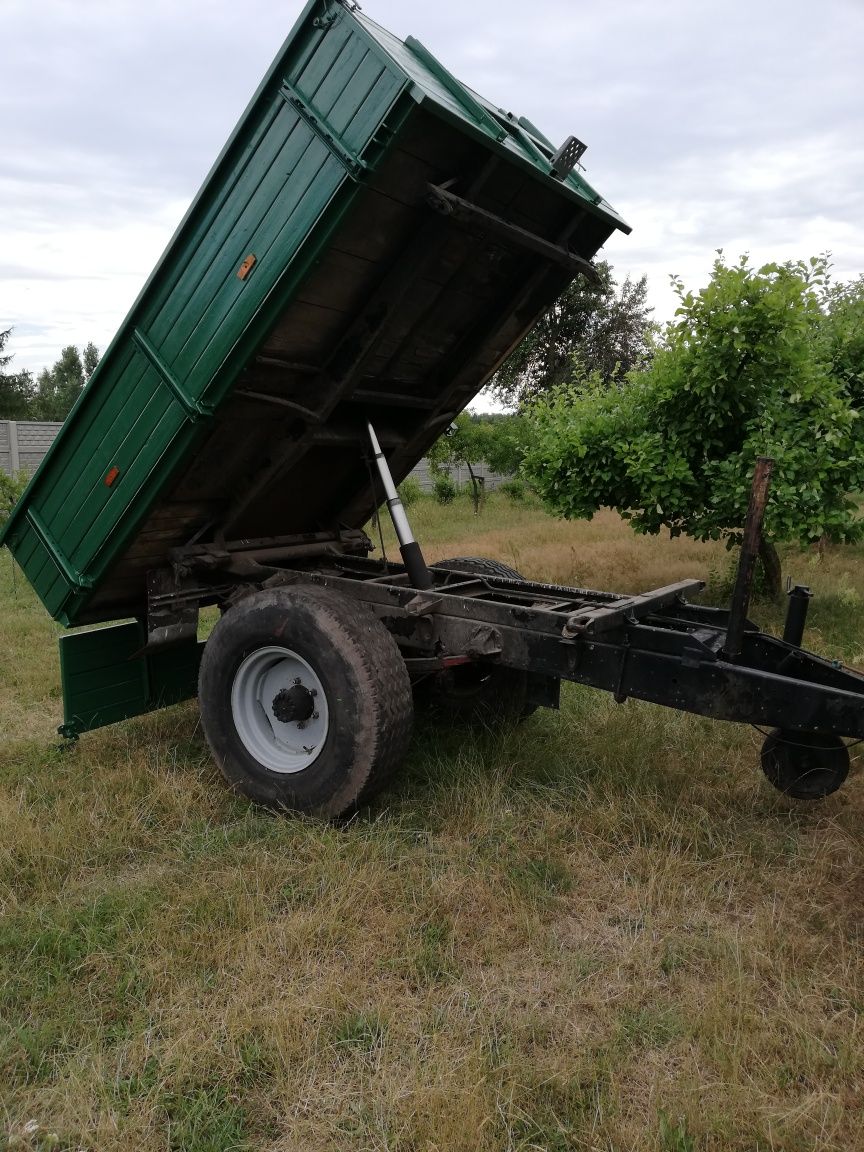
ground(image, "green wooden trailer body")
xmin=1 ymin=0 xmax=628 ymax=737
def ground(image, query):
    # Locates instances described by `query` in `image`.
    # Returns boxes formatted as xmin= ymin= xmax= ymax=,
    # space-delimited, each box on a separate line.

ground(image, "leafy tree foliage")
xmin=427 ymin=413 xmax=529 ymax=511
xmin=822 ymin=273 xmax=864 ymax=409
xmin=427 ymin=412 xmax=488 ymax=511
xmin=474 ymin=413 xmax=528 ymax=477
xmin=521 ymin=254 xmax=864 ymax=596
xmin=33 ymin=343 xmax=99 ymax=420
xmin=490 ymin=261 xmax=655 ymax=407
xmin=0 ymin=469 xmax=28 ymax=532
xmin=83 ymin=341 xmax=100 ymax=381
xmin=0 ymin=329 xmax=34 ymax=420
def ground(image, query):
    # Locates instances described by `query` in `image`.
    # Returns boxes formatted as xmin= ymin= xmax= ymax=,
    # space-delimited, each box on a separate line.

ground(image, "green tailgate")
xmin=58 ymin=623 xmax=204 ymax=738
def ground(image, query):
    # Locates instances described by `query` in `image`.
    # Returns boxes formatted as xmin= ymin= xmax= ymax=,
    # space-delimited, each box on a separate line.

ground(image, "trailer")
xmin=3 ymin=0 xmax=862 ymax=818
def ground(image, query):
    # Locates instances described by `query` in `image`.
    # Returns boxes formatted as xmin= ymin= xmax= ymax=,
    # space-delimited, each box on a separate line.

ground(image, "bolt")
xmin=297 ymin=721 xmax=307 ymax=730
xmin=310 ymin=688 xmax=318 ymax=697
xmin=293 ymin=677 xmax=301 ymax=686
xmin=312 ymin=711 xmax=319 ymax=720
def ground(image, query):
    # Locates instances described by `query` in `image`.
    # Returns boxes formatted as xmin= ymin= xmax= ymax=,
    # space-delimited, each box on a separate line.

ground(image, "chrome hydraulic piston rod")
xmin=367 ymin=421 xmax=433 ymax=589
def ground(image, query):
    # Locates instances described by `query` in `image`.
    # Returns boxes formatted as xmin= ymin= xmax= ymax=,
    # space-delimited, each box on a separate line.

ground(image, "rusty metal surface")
xmin=722 ymin=456 xmax=774 ymax=660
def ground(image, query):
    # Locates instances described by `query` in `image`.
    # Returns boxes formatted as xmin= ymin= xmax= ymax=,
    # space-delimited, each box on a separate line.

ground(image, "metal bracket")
xmin=551 ymin=135 xmax=587 ymax=180
xmin=425 ymin=183 xmax=600 ymax=283
xmin=465 ymin=625 xmax=502 ymax=659
xmin=26 ymin=508 xmax=93 ymax=591
xmin=279 ymin=80 xmax=368 ymax=179
xmin=403 ymin=593 xmax=442 ymax=617
xmin=132 ymin=329 xmax=214 ymax=421
xmin=562 ymin=580 xmax=705 ymax=637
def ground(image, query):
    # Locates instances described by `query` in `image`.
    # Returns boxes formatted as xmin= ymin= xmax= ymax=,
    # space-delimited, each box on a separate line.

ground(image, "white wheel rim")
xmin=230 ymin=646 xmax=329 ymax=774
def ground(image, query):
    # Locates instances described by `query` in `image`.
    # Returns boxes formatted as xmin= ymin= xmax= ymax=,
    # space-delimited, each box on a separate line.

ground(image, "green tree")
xmin=491 ymin=261 xmax=655 ymax=407
xmin=521 ymin=254 xmax=864 ymax=597
xmin=0 ymin=329 xmax=34 ymax=419
xmin=83 ymin=341 xmax=100 ymax=381
xmin=34 ymin=343 xmax=98 ymax=420
xmin=428 ymin=412 xmax=488 ymax=512
xmin=822 ymin=273 xmax=864 ymax=409
xmin=474 ymin=413 xmax=528 ymax=477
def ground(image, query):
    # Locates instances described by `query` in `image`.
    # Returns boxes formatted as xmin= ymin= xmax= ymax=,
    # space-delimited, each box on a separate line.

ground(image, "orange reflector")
xmin=237 ymin=253 xmax=257 ymax=280
xmin=104 ymin=466 xmax=120 ymax=487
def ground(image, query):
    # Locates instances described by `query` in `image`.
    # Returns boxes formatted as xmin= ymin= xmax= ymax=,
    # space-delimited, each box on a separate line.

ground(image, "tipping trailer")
xmin=3 ymin=0 xmax=863 ymax=817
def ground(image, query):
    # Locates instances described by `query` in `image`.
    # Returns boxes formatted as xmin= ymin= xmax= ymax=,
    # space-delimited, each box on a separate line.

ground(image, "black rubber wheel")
xmin=198 ymin=586 xmax=413 ymax=818
xmin=421 ymin=557 xmax=534 ymax=724
xmin=434 ymin=556 xmax=527 ymax=583
xmin=760 ymin=728 xmax=850 ymax=800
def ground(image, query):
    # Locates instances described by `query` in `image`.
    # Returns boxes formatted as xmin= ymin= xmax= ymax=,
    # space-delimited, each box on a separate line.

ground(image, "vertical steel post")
xmin=721 ymin=456 xmax=774 ymax=661
xmin=783 ymin=585 xmax=812 ymax=647
xmin=8 ymin=421 xmax=20 ymax=474
xmin=367 ymin=421 xmax=433 ymax=590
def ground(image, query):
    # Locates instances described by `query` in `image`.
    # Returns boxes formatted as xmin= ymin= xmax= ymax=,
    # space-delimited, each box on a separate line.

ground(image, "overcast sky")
xmin=2 ymin=0 xmax=862 ymax=382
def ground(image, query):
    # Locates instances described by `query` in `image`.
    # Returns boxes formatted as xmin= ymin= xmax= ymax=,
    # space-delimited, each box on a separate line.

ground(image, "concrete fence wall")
xmin=0 ymin=420 xmax=512 ymax=491
xmin=0 ymin=420 xmax=64 ymax=477
xmin=408 ymin=458 xmax=510 ymax=492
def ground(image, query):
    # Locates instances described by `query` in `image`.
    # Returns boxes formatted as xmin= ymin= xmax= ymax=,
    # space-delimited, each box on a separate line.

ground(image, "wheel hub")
xmin=230 ymin=645 xmax=329 ymax=774
xmin=272 ymin=683 xmax=316 ymax=724
xmin=760 ymin=728 xmax=850 ymax=800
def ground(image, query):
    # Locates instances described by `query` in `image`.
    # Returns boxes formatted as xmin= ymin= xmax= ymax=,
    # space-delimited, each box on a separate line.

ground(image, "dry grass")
xmin=1 ymin=496 xmax=863 ymax=1151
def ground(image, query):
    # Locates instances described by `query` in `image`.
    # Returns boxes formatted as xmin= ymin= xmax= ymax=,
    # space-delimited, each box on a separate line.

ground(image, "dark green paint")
xmin=58 ymin=623 xmax=204 ymax=738
xmin=3 ymin=0 xmax=631 ymax=743
xmin=2 ymin=0 xmax=628 ymax=628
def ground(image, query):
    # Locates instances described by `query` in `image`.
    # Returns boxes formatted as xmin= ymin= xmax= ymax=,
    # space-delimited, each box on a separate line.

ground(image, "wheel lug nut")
xmin=310 ymin=688 xmax=317 ymax=697
xmin=293 ymin=677 xmax=301 ymax=686
xmin=297 ymin=721 xmax=306 ymax=730
xmin=312 ymin=711 xmax=319 ymax=720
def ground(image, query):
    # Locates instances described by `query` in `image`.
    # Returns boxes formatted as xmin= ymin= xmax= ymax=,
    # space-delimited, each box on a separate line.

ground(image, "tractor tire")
xmin=198 ymin=585 xmax=413 ymax=818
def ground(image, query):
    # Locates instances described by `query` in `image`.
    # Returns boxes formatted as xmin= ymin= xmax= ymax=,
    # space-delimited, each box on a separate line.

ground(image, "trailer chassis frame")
xmin=55 ymin=450 xmax=864 ymax=798
xmin=266 ymin=557 xmax=864 ymax=740
xmin=58 ymin=539 xmax=864 ymax=806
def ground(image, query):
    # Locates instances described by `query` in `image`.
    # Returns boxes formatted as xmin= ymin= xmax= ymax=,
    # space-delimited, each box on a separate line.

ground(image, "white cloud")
xmin=1 ymin=0 xmax=862 ymax=376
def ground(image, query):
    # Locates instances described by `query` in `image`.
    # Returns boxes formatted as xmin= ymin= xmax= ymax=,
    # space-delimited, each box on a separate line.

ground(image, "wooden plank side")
xmin=154 ymin=118 xmax=317 ymax=365
xmin=145 ymin=100 xmax=303 ymax=350
xmin=310 ymin=37 xmax=372 ymax=114
xmin=38 ymin=355 xmax=155 ymax=534
xmin=70 ymin=398 xmax=185 ymax=572
xmin=292 ymin=19 xmax=354 ymax=97
xmin=3 ymin=5 xmax=407 ymax=625
xmin=34 ymin=347 xmax=145 ymax=525
xmin=31 ymin=375 xmax=184 ymax=618
xmin=181 ymin=147 xmax=339 ymax=383
xmin=22 ymin=535 xmax=71 ymax=619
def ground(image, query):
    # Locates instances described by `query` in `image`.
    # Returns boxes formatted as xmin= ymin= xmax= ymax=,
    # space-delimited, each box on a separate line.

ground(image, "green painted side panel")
xmin=59 ymin=622 xmax=204 ymax=736
xmin=2 ymin=0 xmax=408 ymax=623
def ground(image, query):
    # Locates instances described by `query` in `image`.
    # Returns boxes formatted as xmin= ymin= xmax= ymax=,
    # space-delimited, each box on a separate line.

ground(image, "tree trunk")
xmin=465 ymin=460 xmax=483 ymax=515
xmin=759 ymin=538 xmax=782 ymax=600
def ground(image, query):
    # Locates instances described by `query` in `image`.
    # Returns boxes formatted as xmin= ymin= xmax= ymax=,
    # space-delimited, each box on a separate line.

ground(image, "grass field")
xmin=1 ymin=494 xmax=863 ymax=1151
